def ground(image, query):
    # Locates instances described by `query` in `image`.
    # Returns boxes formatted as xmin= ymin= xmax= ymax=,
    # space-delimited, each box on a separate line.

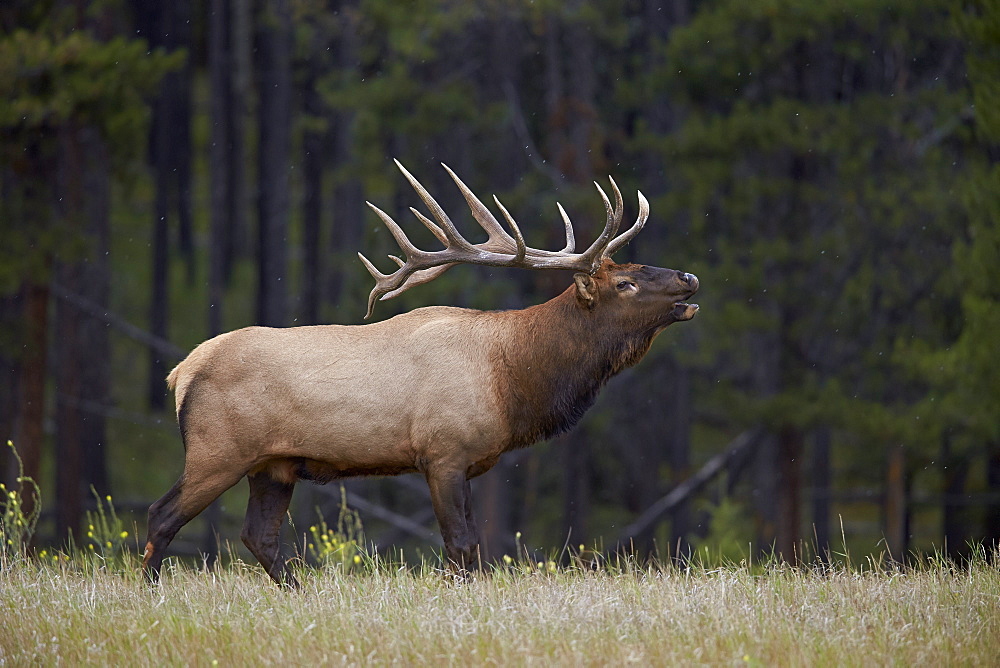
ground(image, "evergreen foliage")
xmin=0 ymin=17 xmax=181 ymax=290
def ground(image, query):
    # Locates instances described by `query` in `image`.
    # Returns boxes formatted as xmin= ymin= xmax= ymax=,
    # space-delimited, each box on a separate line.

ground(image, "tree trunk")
xmin=489 ymin=11 xmax=526 ymax=193
xmin=476 ymin=461 xmax=513 ymax=563
xmin=565 ymin=8 xmax=597 ymax=182
xmin=229 ymin=0 xmax=252 ymax=276
xmin=885 ymin=443 xmax=909 ymax=563
xmin=0 ymin=294 xmax=22 ymax=483
xmin=255 ymin=0 xmax=292 ymax=327
xmin=52 ymin=129 xmax=80 ymax=540
xmin=985 ymin=444 xmax=1000 ymax=554
xmin=562 ymin=429 xmax=590 ymax=548
xmin=54 ymin=283 xmax=84 ymax=541
xmin=811 ymin=427 xmax=831 ymax=562
xmin=751 ymin=324 xmax=781 ymax=555
xmin=54 ymin=123 xmax=85 ymax=541
xmin=170 ymin=0 xmax=195 ymax=282
xmin=13 ymin=282 xmax=48 ymax=520
xmin=144 ymin=0 xmax=194 ymax=405
xmin=79 ymin=127 xmax=111 ymax=499
xmin=327 ymin=4 xmax=363 ymax=314
xmin=940 ymin=434 xmax=969 ymax=560
xmin=52 ymin=121 xmax=112 ymax=541
xmin=148 ymin=101 xmax=171 ymax=410
xmin=329 ymin=165 xmax=363 ymax=313
xmin=667 ymin=361 xmax=693 ymax=560
xmin=634 ymin=0 xmax=682 ymax=246
xmin=543 ymin=13 xmax=566 ymax=172
xmin=776 ymin=425 xmax=803 ymax=562
xmin=209 ymin=0 xmax=232 ymax=336
xmin=301 ymin=137 xmax=322 ymax=324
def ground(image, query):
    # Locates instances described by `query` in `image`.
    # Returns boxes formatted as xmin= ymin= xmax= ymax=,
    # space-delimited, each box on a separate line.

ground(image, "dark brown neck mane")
xmin=492 ymin=286 xmax=659 ymax=449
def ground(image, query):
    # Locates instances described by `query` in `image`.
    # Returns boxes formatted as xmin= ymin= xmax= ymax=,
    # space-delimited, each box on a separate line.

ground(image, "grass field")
xmin=1 ymin=548 xmax=998 ymax=666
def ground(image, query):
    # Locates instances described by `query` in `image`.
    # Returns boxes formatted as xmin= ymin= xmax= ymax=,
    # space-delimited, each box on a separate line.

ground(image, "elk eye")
xmin=617 ymin=280 xmax=633 ymax=291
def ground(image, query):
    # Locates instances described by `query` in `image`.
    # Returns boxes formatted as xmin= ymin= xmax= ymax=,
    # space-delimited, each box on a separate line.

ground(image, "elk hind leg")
xmin=241 ymin=473 xmax=299 ymax=588
xmin=143 ymin=467 xmax=245 ymax=583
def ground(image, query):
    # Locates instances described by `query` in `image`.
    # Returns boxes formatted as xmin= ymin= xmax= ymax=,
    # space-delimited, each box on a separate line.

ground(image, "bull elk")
xmin=143 ymin=161 xmax=699 ymax=586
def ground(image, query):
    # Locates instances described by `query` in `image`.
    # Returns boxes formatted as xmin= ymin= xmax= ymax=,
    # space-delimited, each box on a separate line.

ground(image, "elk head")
xmin=359 ymin=160 xmax=699 ymax=320
xmin=573 ymin=257 xmax=698 ymax=336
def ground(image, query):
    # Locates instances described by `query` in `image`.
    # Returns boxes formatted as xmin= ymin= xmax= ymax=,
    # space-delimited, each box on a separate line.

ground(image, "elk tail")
xmin=166 ymin=364 xmax=182 ymax=392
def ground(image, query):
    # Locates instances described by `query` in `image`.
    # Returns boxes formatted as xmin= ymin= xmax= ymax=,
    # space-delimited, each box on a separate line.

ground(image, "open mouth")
xmin=671 ymin=301 xmax=700 ymax=321
xmin=668 ymin=278 xmax=699 ymax=321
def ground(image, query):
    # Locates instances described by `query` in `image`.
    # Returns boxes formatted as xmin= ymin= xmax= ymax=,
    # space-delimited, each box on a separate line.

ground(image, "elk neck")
xmin=491 ymin=284 xmax=659 ymax=449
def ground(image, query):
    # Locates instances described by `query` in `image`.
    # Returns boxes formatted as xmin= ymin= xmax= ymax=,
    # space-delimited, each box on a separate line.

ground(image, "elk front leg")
xmin=242 ymin=473 xmax=299 ymax=588
xmin=427 ymin=468 xmax=481 ymax=571
xmin=463 ymin=479 xmax=480 ymax=553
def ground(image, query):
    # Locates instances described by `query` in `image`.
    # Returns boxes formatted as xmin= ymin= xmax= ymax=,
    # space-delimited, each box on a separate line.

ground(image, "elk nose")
xmin=680 ymin=272 xmax=697 ymax=285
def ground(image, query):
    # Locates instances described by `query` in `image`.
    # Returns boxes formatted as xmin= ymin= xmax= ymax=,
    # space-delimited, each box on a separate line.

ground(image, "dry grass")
xmin=1 ymin=551 xmax=998 ymax=666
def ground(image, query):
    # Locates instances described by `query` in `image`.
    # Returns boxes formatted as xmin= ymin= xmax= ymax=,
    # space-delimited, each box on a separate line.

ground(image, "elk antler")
xmin=358 ymin=160 xmax=650 ymax=318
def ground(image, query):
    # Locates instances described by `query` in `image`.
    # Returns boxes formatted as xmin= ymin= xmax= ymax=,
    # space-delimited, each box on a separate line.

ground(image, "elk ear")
xmin=573 ymin=273 xmax=597 ymax=309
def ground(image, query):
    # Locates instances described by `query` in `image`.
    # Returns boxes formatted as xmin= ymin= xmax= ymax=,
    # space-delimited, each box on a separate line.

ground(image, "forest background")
xmin=1 ymin=0 xmax=997 ymax=567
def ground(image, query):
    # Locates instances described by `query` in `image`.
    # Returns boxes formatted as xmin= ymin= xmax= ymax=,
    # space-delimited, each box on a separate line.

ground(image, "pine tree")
xmin=649 ymin=0 xmax=969 ymax=557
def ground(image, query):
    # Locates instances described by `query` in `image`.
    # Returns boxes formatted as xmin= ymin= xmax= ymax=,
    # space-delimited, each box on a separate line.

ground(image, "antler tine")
xmin=361 ymin=199 xmax=457 ymax=317
xmin=610 ymin=176 xmax=624 ymax=226
xmin=556 ymin=203 xmax=576 ymax=253
xmin=409 ymin=208 xmax=450 ymax=246
xmin=576 ymin=178 xmax=624 ymax=271
xmin=492 ymin=196 xmax=527 ymax=262
xmin=606 ymin=176 xmax=625 ymax=244
xmin=362 ymin=162 xmax=524 ymax=319
xmin=441 ymin=163 xmax=516 ymax=247
xmin=360 ymin=202 xmax=421 ymax=319
xmin=358 ymin=251 xmax=389 ymax=319
xmin=394 ymin=159 xmax=474 ymax=251
xmin=604 ymin=190 xmax=650 ymax=259
xmin=366 ymin=201 xmax=424 ymax=260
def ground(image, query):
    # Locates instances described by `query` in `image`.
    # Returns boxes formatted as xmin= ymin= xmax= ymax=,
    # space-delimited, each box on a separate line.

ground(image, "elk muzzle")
xmin=668 ymin=270 xmax=699 ymax=321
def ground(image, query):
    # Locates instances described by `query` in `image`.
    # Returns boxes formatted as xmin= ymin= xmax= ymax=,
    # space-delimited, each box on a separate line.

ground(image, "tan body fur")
xmin=170 ymin=306 xmax=510 ymax=486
